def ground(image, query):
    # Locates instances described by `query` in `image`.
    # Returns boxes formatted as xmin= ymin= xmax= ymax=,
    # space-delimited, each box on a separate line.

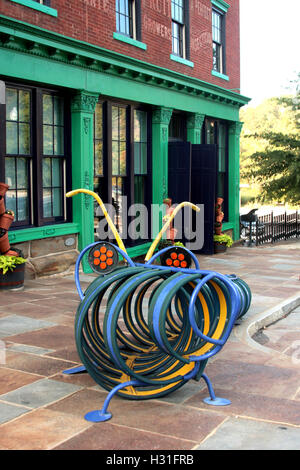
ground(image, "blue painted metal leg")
xmin=201 ymin=373 xmax=231 ymax=406
xmin=84 ymin=380 xmax=144 ymax=423
xmin=63 ymin=365 xmax=87 ymax=375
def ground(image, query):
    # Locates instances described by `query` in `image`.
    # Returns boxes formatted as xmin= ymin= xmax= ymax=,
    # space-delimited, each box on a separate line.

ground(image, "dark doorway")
xmin=168 ymin=142 xmax=217 ymax=254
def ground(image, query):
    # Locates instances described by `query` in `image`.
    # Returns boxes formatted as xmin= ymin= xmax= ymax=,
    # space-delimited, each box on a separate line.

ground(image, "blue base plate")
xmin=203 ymin=397 xmax=231 ymax=406
xmin=84 ymin=410 xmax=112 ymax=422
xmin=63 ymin=365 xmax=86 ymax=375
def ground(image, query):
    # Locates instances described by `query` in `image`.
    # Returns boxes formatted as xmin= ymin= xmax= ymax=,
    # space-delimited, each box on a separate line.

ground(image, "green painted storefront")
xmin=0 ymin=15 xmax=250 ymax=273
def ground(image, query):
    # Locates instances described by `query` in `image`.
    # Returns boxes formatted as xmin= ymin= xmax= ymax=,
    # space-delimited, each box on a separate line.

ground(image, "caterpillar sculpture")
xmin=64 ymin=189 xmax=251 ymax=422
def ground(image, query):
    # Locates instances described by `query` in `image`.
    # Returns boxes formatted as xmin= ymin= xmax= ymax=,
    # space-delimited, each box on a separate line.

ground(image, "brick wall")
xmin=0 ymin=0 xmax=240 ymax=90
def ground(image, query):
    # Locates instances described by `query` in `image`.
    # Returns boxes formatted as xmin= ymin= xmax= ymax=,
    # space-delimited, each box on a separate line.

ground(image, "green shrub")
xmin=0 ymin=255 xmax=27 ymax=275
xmin=213 ymin=234 xmax=233 ymax=247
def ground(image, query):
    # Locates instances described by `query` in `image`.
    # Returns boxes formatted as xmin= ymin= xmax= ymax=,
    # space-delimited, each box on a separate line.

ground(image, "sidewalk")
xmin=0 ymin=239 xmax=299 ymax=450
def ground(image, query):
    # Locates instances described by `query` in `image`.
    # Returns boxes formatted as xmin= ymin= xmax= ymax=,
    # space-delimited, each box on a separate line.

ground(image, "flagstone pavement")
xmin=0 ymin=239 xmax=299 ymax=450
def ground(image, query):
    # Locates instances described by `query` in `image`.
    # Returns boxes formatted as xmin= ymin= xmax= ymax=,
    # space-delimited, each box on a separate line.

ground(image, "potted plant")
xmin=0 ymin=254 xmax=27 ymax=290
xmin=213 ymin=234 xmax=233 ymax=253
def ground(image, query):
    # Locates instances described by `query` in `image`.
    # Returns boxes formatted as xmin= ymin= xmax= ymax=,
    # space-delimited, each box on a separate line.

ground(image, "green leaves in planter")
xmin=174 ymin=241 xmax=185 ymax=247
xmin=0 ymin=255 xmax=27 ymax=275
xmin=213 ymin=234 xmax=233 ymax=247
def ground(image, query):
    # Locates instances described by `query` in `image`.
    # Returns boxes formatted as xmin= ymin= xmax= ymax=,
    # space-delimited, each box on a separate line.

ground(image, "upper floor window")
xmin=212 ymin=9 xmax=223 ymax=73
xmin=171 ymin=0 xmax=185 ymax=57
xmin=33 ymin=0 xmax=51 ymax=4
xmin=9 ymin=0 xmax=57 ymax=17
xmin=116 ymin=0 xmax=135 ymax=38
xmin=212 ymin=1 xmax=229 ymax=76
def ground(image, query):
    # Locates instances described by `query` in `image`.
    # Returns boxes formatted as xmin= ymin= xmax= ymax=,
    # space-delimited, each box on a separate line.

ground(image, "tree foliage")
xmin=240 ymin=73 xmax=300 ymax=205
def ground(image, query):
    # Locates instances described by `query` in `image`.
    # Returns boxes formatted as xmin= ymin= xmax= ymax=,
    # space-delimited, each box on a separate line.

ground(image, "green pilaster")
xmin=71 ymin=90 xmax=99 ymax=272
xmin=152 ymin=107 xmax=173 ymax=205
xmin=187 ymin=113 xmax=205 ymax=144
xmin=228 ymin=121 xmax=243 ymax=240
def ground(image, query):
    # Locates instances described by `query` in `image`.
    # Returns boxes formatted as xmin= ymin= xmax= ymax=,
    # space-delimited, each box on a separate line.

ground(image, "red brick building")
xmin=0 ymin=0 xmax=249 ymax=275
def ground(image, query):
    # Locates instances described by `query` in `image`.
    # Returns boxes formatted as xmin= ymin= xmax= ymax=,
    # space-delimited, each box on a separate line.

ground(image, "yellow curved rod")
xmin=66 ymin=189 xmax=128 ymax=255
xmin=144 ymin=201 xmax=200 ymax=261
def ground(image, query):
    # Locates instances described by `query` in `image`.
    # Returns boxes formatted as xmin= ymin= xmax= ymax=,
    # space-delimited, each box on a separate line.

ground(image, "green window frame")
xmin=9 ymin=0 xmax=58 ymax=17
xmin=0 ymin=82 xmax=71 ymax=229
xmin=93 ymin=100 xmax=151 ymax=244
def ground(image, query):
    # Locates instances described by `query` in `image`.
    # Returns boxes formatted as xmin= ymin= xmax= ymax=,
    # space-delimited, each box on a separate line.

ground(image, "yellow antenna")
xmin=144 ymin=201 xmax=200 ymax=261
xmin=66 ymin=189 xmax=128 ymax=255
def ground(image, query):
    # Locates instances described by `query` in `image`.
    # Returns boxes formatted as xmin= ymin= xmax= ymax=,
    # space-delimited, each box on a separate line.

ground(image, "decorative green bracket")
xmin=187 ymin=113 xmax=205 ymax=144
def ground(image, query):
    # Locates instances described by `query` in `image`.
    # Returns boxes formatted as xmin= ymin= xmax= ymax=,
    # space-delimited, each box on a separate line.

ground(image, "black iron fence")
xmin=255 ymin=210 xmax=300 ymax=245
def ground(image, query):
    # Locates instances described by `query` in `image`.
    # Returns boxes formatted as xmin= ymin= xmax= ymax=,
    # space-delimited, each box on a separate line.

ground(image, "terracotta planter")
xmin=0 ymin=263 xmax=25 ymax=290
xmin=0 ymin=211 xmax=16 ymax=255
xmin=0 ymin=212 xmax=14 ymax=231
xmin=0 ymin=183 xmax=9 ymax=216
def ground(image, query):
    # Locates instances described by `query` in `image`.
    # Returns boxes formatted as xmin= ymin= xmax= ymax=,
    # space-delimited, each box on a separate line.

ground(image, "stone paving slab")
xmin=0 ymin=314 xmax=55 ymax=338
xmin=196 ymin=417 xmax=300 ymax=450
xmin=0 ymin=378 xmax=82 ymax=408
xmin=0 ymin=402 xmax=30 ymax=425
xmin=0 ymin=239 xmax=299 ymax=450
xmin=0 ymin=408 xmax=92 ymax=450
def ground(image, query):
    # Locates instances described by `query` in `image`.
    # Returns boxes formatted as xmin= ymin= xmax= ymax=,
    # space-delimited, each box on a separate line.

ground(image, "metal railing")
xmin=255 ymin=210 xmax=300 ymax=246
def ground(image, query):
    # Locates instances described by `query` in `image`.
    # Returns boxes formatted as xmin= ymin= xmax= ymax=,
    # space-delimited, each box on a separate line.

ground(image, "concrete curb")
xmin=234 ymin=291 xmax=300 ymax=355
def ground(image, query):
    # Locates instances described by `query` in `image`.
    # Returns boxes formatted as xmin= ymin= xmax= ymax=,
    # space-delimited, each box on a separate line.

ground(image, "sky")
xmin=239 ymin=0 xmax=300 ymax=106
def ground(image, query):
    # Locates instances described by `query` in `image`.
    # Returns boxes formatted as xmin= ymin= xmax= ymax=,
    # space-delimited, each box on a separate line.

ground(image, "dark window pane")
xmin=43 ymin=125 xmax=54 ymax=154
xmin=54 ymin=126 xmax=64 ymax=155
xmin=54 ymin=96 xmax=64 ymax=126
xmin=5 ymin=190 xmax=17 ymax=216
xmin=19 ymin=90 xmax=30 ymax=123
xmin=17 ymin=189 xmax=29 ymax=221
xmin=43 ymin=189 xmax=52 ymax=218
xmin=119 ymin=141 xmax=127 ymax=176
xmin=6 ymin=122 xmax=18 ymax=154
xmin=140 ymin=143 xmax=147 ymax=174
xmin=17 ymin=158 xmax=28 ymax=189
xmin=43 ymin=94 xmax=53 ymax=125
xmin=94 ymin=103 xmax=103 ymax=140
xmin=5 ymin=157 xmax=16 ymax=188
xmin=112 ymin=141 xmax=119 ymax=175
xmin=19 ymin=123 xmax=30 ymax=155
xmin=95 ymin=141 xmax=103 ymax=176
xmin=43 ymin=158 xmax=51 ymax=187
xmin=53 ymin=188 xmax=62 ymax=217
xmin=134 ymin=175 xmax=145 ymax=205
xmin=112 ymin=106 xmax=119 ymax=140
xmin=134 ymin=142 xmax=141 ymax=174
xmin=6 ymin=88 xmax=18 ymax=121
xmin=52 ymin=158 xmax=62 ymax=187
xmin=119 ymin=107 xmax=126 ymax=141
